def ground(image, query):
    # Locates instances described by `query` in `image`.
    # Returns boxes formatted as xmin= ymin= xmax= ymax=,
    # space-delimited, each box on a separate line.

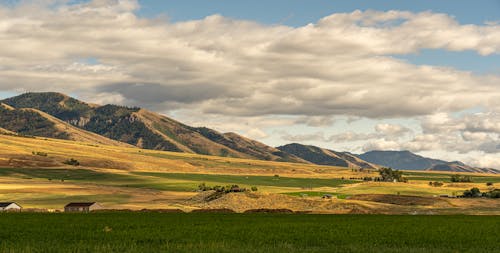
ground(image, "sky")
xmin=0 ymin=0 xmax=499 ymax=168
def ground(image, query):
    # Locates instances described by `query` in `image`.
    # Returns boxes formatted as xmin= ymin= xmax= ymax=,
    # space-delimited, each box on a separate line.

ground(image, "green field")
xmin=0 ymin=213 xmax=498 ymax=253
xmin=133 ymin=172 xmax=357 ymax=188
xmin=403 ymin=171 xmax=500 ymax=183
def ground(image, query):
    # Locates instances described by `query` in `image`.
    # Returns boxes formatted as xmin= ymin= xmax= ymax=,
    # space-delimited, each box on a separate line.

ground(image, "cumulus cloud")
xmin=0 ymin=1 xmax=499 ymax=119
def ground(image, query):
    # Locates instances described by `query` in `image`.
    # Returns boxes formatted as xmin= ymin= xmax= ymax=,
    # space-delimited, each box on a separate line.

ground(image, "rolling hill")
xmin=1 ymin=92 xmax=303 ymax=162
xmin=277 ymin=143 xmax=377 ymax=169
xmin=427 ymin=161 xmax=500 ymax=174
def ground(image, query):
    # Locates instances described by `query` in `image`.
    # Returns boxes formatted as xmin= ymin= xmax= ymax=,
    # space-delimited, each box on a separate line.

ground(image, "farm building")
xmin=0 ymin=202 xmax=22 ymax=212
xmin=64 ymin=202 xmax=103 ymax=212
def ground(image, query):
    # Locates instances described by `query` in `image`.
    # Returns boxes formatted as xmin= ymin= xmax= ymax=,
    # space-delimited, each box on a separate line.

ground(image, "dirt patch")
xmin=190 ymin=192 xmax=374 ymax=213
xmin=349 ymin=194 xmax=447 ymax=206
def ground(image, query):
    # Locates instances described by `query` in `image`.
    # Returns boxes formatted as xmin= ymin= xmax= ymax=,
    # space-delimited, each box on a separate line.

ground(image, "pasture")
xmin=0 ymin=213 xmax=498 ymax=253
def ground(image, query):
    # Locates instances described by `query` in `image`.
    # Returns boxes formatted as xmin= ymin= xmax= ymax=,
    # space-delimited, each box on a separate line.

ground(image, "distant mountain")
xmin=1 ymin=92 xmax=303 ymax=162
xmin=277 ymin=143 xmax=377 ymax=169
xmin=427 ymin=161 xmax=500 ymax=174
xmin=358 ymin=150 xmax=446 ymax=171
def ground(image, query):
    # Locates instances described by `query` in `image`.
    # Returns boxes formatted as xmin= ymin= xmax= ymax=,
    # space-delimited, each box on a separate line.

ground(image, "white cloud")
xmin=0 ymin=2 xmax=499 ymax=119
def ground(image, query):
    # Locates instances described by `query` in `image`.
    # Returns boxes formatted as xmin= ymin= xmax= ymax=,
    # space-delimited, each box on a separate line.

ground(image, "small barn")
xmin=64 ymin=202 xmax=103 ymax=212
xmin=0 ymin=202 xmax=22 ymax=212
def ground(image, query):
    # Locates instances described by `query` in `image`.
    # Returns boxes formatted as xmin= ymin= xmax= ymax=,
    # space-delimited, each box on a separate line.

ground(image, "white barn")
xmin=0 ymin=202 xmax=22 ymax=212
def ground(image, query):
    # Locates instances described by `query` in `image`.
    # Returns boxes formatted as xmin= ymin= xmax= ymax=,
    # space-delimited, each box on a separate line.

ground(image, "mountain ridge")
xmin=1 ymin=92 xmax=304 ymax=163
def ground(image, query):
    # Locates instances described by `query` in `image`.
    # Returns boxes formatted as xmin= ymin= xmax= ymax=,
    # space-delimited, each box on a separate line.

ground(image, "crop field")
xmin=0 ymin=213 xmax=498 ymax=253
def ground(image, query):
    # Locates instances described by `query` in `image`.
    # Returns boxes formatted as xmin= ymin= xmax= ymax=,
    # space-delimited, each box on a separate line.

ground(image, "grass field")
xmin=0 ymin=213 xmax=498 ymax=253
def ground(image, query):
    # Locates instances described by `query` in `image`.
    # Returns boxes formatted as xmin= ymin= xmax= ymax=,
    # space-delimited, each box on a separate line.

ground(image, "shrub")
xmin=481 ymin=189 xmax=500 ymax=198
xmin=463 ymin=187 xmax=481 ymax=198
xmin=251 ymin=186 xmax=258 ymax=192
xmin=429 ymin=181 xmax=444 ymax=187
xmin=63 ymin=158 xmax=79 ymax=166
xmin=486 ymin=182 xmax=493 ymax=186
xmin=32 ymin=151 xmax=48 ymax=157
xmin=198 ymin=183 xmax=211 ymax=191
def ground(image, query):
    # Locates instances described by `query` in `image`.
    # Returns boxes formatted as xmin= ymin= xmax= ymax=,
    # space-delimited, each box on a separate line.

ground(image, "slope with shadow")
xmin=358 ymin=150 xmax=446 ymax=171
xmin=427 ymin=161 xmax=499 ymax=174
xmin=1 ymin=92 xmax=302 ymax=162
xmin=277 ymin=143 xmax=377 ymax=169
xmin=0 ymin=103 xmax=132 ymax=147
xmin=195 ymin=129 xmax=307 ymax=163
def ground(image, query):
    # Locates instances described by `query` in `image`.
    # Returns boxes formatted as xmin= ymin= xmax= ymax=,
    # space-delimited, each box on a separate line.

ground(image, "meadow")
xmin=0 ymin=213 xmax=498 ymax=253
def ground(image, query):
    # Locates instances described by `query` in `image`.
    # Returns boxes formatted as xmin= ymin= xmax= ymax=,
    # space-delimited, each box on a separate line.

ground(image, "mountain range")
xmin=0 ymin=92 xmax=497 ymax=174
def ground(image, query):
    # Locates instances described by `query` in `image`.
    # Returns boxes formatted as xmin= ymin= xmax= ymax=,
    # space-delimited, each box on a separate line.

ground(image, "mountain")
xmin=427 ymin=161 xmax=500 ymax=174
xmin=277 ymin=143 xmax=377 ymax=169
xmin=358 ymin=150 xmax=446 ymax=171
xmin=1 ymin=92 xmax=303 ymax=162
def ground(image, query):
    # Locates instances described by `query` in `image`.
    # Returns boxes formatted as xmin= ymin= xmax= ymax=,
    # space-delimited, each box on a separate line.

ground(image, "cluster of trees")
xmin=198 ymin=183 xmax=258 ymax=193
xmin=462 ymin=188 xmax=500 ymax=198
xmin=379 ymin=167 xmax=407 ymax=182
xmin=451 ymin=174 xmax=472 ymax=182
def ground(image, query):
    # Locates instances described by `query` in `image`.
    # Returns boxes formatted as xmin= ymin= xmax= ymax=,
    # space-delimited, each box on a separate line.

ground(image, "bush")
xmin=481 ymin=189 xmax=500 ymax=198
xmin=32 ymin=151 xmax=48 ymax=157
xmin=486 ymin=182 xmax=494 ymax=186
xmin=462 ymin=187 xmax=481 ymax=198
xmin=63 ymin=158 xmax=79 ymax=166
xmin=251 ymin=186 xmax=258 ymax=192
xmin=429 ymin=181 xmax=444 ymax=187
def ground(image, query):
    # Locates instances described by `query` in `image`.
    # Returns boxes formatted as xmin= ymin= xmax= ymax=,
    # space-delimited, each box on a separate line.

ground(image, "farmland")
xmin=0 ymin=213 xmax=498 ymax=253
xmin=0 ymin=134 xmax=499 ymax=213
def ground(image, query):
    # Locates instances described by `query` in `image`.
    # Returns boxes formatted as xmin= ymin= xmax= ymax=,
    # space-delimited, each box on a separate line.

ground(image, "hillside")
xmin=0 ymin=103 xmax=132 ymax=147
xmin=358 ymin=150 xmax=446 ymax=171
xmin=277 ymin=143 xmax=377 ymax=170
xmin=427 ymin=162 xmax=500 ymax=174
xmin=1 ymin=92 xmax=302 ymax=162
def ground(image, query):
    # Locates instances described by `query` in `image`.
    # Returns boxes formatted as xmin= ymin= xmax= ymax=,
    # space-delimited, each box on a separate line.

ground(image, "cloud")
xmin=0 ymin=1 xmax=499 ymax=119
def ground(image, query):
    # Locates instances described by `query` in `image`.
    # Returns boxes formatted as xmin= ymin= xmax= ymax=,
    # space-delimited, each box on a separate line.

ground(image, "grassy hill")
xmin=0 ymin=133 xmax=498 ymax=213
xmin=1 ymin=92 xmax=302 ymax=162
